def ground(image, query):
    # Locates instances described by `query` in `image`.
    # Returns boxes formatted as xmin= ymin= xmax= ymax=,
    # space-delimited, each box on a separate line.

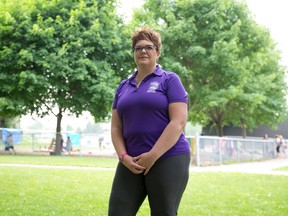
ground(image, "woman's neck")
xmin=137 ymin=64 xmax=156 ymax=80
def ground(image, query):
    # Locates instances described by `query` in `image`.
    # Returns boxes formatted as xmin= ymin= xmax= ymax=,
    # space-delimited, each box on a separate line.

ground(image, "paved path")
xmin=190 ymin=158 xmax=288 ymax=176
xmin=1 ymin=159 xmax=288 ymax=176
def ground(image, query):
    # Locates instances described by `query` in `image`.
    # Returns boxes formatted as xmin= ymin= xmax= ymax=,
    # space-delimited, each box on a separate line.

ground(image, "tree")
xmin=0 ymin=0 xmax=132 ymax=154
xmin=131 ymin=0 xmax=287 ymax=137
xmin=0 ymin=116 xmax=20 ymax=128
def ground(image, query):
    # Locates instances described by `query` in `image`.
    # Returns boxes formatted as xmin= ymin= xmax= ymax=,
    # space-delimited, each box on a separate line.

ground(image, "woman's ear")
xmin=157 ymin=51 xmax=161 ymax=61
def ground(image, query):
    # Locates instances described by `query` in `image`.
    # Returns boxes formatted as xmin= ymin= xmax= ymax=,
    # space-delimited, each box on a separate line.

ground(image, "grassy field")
xmin=0 ymin=155 xmax=288 ymax=215
xmin=275 ymin=166 xmax=288 ymax=171
xmin=0 ymin=155 xmax=118 ymax=167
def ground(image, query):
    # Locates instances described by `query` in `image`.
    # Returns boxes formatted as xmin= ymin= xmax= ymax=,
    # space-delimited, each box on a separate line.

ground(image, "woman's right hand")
xmin=122 ymin=156 xmax=146 ymax=174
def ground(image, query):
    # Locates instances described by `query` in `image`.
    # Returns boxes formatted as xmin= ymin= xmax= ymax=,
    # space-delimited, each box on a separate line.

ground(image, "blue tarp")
xmin=66 ymin=133 xmax=80 ymax=146
xmin=2 ymin=128 xmax=22 ymax=145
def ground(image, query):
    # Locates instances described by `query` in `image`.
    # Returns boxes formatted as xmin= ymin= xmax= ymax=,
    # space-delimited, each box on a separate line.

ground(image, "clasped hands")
xmin=123 ymin=152 xmax=157 ymax=175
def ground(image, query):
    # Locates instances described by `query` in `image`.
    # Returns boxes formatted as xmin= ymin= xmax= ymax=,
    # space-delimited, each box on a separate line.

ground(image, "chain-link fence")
xmin=187 ymin=135 xmax=277 ymax=166
xmin=0 ymin=130 xmax=116 ymax=157
xmin=1 ymin=129 xmax=278 ymax=165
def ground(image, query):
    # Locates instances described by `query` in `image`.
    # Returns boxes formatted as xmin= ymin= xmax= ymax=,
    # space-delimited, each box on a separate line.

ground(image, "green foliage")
xmin=0 ymin=0 xmax=135 ymax=154
xmin=0 ymin=116 xmax=19 ymax=128
xmin=131 ymin=0 xmax=288 ymax=136
xmin=1 ymin=0 xmax=287 ymax=139
xmin=0 ymin=0 xmax=132 ymax=122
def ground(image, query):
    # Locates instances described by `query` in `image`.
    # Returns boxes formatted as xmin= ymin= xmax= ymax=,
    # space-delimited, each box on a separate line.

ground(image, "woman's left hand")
xmin=133 ymin=152 xmax=157 ymax=175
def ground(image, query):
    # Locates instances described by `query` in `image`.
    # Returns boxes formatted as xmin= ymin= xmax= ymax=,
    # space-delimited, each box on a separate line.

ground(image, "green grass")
xmin=0 ymin=155 xmax=118 ymax=168
xmin=274 ymin=166 xmax=288 ymax=171
xmin=1 ymin=155 xmax=288 ymax=215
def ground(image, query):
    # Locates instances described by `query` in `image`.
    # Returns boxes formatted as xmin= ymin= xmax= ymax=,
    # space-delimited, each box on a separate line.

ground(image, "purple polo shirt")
xmin=112 ymin=65 xmax=190 ymax=158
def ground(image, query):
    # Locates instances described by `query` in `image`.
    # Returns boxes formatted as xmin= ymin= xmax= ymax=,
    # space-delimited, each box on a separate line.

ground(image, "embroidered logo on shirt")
xmin=147 ymin=81 xmax=159 ymax=93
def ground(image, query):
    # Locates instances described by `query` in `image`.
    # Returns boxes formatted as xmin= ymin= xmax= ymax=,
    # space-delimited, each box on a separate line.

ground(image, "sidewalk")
xmin=1 ymin=158 xmax=288 ymax=176
xmin=190 ymin=158 xmax=288 ymax=176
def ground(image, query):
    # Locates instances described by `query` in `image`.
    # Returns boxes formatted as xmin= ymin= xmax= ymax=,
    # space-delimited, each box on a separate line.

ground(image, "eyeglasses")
xmin=133 ymin=45 xmax=157 ymax=53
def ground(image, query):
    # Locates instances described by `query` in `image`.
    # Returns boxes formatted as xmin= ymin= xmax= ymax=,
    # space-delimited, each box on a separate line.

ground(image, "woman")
xmin=108 ymin=27 xmax=190 ymax=216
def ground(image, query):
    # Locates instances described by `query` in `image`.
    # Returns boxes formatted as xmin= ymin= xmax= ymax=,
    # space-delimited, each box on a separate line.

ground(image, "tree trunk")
xmin=54 ymin=109 xmax=63 ymax=155
xmin=215 ymin=122 xmax=224 ymax=137
xmin=241 ymin=127 xmax=247 ymax=138
xmin=240 ymin=118 xmax=247 ymax=138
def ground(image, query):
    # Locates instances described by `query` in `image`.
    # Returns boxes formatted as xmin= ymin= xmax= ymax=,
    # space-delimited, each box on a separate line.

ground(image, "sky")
xmin=245 ymin=0 xmax=288 ymax=66
xmin=20 ymin=0 xmax=288 ymax=130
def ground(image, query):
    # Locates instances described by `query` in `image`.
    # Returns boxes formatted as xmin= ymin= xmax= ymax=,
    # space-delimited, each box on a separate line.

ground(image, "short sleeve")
xmin=112 ymin=93 xmax=118 ymax=110
xmin=112 ymin=80 xmax=127 ymax=110
xmin=165 ymin=73 xmax=188 ymax=104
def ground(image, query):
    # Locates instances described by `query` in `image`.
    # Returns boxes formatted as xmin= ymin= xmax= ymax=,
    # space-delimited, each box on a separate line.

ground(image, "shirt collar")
xmin=154 ymin=65 xmax=163 ymax=76
xmin=129 ymin=65 xmax=163 ymax=82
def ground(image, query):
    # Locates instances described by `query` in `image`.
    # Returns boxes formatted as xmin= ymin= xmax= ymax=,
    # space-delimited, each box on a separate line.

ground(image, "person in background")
xmin=60 ymin=135 xmax=64 ymax=152
xmin=281 ymin=136 xmax=288 ymax=158
xmin=263 ymin=134 xmax=269 ymax=140
xmin=65 ymin=136 xmax=73 ymax=154
xmin=4 ymin=134 xmax=16 ymax=155
xmin=98 ymin=136 xmax=104 ymax=150
xmin=274 ymin=134 xmax=284 ymax=158
xmin=108 ymin=27 xmax=190 ymax=216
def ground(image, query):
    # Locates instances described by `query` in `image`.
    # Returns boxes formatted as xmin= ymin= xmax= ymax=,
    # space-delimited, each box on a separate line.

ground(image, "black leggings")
xmin=276 ymin=145 xmax=280 ymax=153
xmin=108 ymin=153 xmax=190 ymax=216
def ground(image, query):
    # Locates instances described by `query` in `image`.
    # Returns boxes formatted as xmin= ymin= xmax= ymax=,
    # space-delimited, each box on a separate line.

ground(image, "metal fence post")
xmin=196 ymin=134 xmax=200 ymax=166
xmin=31 ymin=134 xmax=35 ymax=151
xmin=252 ymin=140 xmax=255 ymax=160
xmin=79 ymin=132 xmax=82 ymax=156
xmin=219 ymin=139 xmax=222 ymax=164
